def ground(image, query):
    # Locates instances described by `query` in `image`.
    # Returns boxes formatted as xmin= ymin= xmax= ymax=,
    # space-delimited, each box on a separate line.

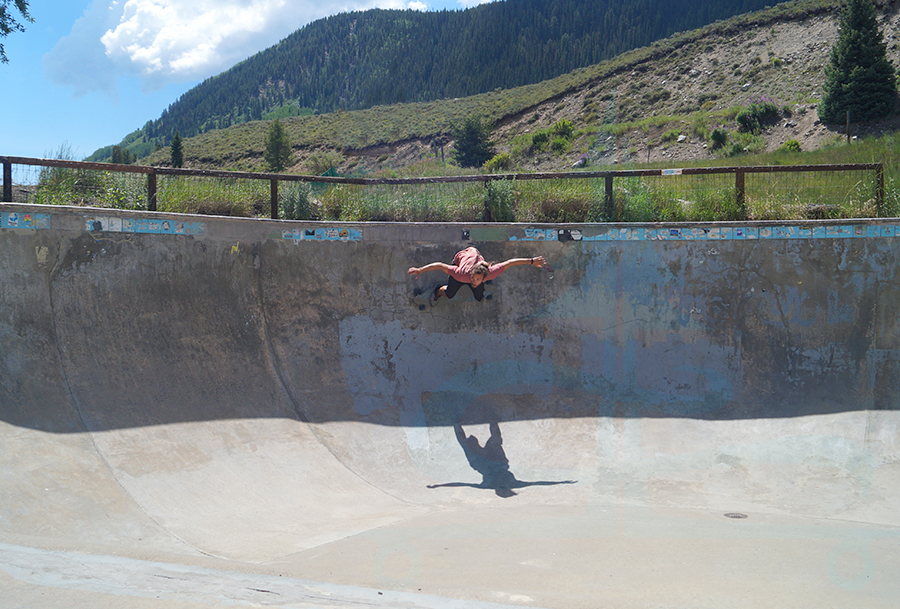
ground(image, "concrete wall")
xmin=1 ymin=203 xmax=898 ymax=562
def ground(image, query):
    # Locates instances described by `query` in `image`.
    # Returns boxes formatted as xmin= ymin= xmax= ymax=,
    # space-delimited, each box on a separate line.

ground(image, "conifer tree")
xmin=170 ymin=132 xmax=184 ymax=168
xmin=264 ymin=120 xmax=293 ymax=172
xmin=451 ymin=116 xmax=496 ymax=168
xmin=819 ymin=0 xmax=897 ymax=124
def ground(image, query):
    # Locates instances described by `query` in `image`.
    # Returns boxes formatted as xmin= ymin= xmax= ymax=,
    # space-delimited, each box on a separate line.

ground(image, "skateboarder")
xmin=408 ymin=246 xmax=546 ymax=304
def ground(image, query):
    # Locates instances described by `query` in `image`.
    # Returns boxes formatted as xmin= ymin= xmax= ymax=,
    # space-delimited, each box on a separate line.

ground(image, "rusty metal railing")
xmin=1 ymin=155 xmax=886 ymax=220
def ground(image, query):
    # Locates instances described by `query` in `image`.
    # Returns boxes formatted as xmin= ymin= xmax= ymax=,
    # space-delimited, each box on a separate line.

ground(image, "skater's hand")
xmin=407 ymin=267 xmax=421 ymax=277
xmin=531 ymin=256 xmax=547 ymax=268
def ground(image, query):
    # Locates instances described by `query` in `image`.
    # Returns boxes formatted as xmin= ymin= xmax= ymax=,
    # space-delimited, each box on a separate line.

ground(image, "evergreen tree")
xmin=819 ymin=0 xmax=897 ymax=124
xmin=110 ymin=145 xmax=135 ymax=165
xmin=451 ymin=116 xmax=495 ymax=168
xmin=170 ymin=132 xmax=184 ymax=168
xmin=264 ymin=120 xmax=293 ymax=172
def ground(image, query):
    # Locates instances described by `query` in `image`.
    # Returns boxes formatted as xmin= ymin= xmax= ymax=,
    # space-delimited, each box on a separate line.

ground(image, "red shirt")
xmin=446 ymin=247 xmax=509 ymax=283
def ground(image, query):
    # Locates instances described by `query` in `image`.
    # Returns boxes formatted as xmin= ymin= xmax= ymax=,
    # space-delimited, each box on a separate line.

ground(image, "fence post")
xmin=2 ymin=161 xmax=11 ymax=202
xmin=735 ymin=169 xmax=745 ymax=212
xmin=148 ymin=169 xmax=157 ymax=212
xmin=270 ymin=179 xmax=278 ymax=219
xmin=604 ymin=175 xmax=614 ymax=221
xmin=876 ymin=164 xmax=885 ymax=216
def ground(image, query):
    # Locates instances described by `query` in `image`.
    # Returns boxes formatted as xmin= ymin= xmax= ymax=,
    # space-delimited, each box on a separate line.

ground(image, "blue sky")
xmin=1 ymin=0 xmax=493 ymax=161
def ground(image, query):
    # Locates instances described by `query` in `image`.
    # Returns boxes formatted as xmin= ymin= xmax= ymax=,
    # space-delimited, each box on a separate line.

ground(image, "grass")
xmin=31 ymin=167 xmax=149 ymax=211
xmin=22 ymin=133 xmax=900 ymax=222
xmin=158 ymin=176 xmax=261 ymax=217
xmin=329 ymin=131 xmax=898 ymax=222
xmin=316 ymin=181 xmax=484 ymax=222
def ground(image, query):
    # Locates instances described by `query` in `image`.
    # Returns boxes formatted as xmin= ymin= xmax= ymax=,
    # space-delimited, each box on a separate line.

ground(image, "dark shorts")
xmin=445 ymin=275 xmax=485 ymax=301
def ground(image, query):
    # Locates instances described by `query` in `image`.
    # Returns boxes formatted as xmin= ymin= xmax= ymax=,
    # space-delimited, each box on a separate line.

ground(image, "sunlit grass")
xmin=24 ymin=125 xmax=900 ymax=223
xmin=158 ymin=176 xmax=262 ymax=217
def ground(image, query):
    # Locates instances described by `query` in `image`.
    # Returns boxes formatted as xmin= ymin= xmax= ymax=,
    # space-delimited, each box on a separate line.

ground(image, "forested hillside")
xmin=91 ymin=0 xmax=781 ymax=161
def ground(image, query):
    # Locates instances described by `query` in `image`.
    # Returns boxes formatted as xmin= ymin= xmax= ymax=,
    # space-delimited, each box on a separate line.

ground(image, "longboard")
xmin=413 ymin=284 xmax=494 ymax=310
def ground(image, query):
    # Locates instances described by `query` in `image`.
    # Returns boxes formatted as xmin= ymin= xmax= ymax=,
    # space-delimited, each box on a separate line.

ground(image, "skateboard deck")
xmin=413 ymin=284 xmax=494 ymax=310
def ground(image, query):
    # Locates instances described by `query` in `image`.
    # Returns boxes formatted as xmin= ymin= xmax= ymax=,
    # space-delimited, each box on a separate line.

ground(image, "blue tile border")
xmin=4 ymin=208 xmax=897 ymax=246
xmin=282 ymin=227 xmax=362 ymax=242
xmin=2 ymin=211 xmax=51 ymax=230
xmin=85 ymin=216 xmax=206 ymax=236
xmin=509 ymin=224 xmax=900 ymax=242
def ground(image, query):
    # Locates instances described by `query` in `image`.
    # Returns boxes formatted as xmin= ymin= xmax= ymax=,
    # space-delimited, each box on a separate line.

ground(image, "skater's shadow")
xmin=427 ymin=421 xmax=576 ymax=498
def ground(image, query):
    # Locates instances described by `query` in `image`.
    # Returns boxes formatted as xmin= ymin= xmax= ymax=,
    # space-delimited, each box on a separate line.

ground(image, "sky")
xmin=1 ymin=0 xmax=494 ymax=161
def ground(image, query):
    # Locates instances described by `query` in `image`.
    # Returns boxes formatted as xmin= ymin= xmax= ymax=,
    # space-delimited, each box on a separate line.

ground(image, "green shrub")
xmin=550 ymin=137 xmax=570 ymax=154
xmin=643 ymin=89 xmax=671 ymax=104
xmin=551 ymin=119 xmax=575 ymax=139
xmin=736 ymin=108 xmax=760 ymax=134
xmin=691 ymin=115 xmax=709 ymax=141
xmin=710 ymin=128 xmax=728 ymax=149
xmin=531 ymin=131 xmax=550 ymax=150
xmin=738 ymin=95 xmax=780 ymax=134
xmin=661 ymin=129 xmax=682 ymax=143
xmin=484 ymin=152 xmax=513 ymax=173
xmin=484 ymin=179 xmax=515 ymax=222
xmin=279 ymin=182 xmax=318 ymax=220
xmin=728 ymin=142 xmax=746 ymax=157
xmin=777 ymin=139 xmax=802 ymax=153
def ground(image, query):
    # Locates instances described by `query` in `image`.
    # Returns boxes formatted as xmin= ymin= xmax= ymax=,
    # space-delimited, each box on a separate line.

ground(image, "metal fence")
xmin=1 ymin=155 xmax=886 ymax=222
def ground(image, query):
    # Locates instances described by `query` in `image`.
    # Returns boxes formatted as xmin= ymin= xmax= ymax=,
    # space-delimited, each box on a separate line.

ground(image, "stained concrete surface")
xmin=0 ymin=203 xmax=898 ymax=608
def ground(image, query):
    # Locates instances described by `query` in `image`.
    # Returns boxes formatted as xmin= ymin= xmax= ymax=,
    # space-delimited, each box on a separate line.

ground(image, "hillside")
xmin=92 ymin=0 xmax=786 ymax=161
xmin=146 ymin=0 xmax=900 ymax=175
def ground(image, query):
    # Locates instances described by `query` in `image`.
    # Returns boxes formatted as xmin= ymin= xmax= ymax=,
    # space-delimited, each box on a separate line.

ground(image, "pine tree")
xmin=264 ymin=120 xmax=293 ymax=173
xmin=819 ymin=0 xmax=897 ymax=124
xmin=170 ymin=132 xmax=184 ymax=168
xmin=451 ymin=116 xmax=496 ymax=168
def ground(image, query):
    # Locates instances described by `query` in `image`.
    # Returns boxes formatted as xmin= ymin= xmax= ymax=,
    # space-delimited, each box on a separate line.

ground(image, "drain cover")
xmin=724 ymin=512 xmax=748 ymax=519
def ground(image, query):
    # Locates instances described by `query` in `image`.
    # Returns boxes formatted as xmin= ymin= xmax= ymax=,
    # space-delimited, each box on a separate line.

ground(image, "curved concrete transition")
xmin=1 ymin=203 xmax=898 ymax=609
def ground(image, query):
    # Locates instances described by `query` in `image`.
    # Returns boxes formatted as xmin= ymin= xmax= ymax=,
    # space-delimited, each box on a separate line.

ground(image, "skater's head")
xmin=470 ymin=261 xmax=490 ymax=287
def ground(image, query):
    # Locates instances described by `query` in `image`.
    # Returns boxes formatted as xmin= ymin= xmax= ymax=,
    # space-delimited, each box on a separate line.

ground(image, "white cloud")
xmin=100 ymin=0 xmax=288 ymax=83
xmin=43 ymin=0 xmax=490 ymax=97
xmin=43 ymin=0 xmax=123 ymax=97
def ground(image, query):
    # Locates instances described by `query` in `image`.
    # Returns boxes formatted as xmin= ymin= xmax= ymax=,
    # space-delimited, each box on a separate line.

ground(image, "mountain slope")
xmin=142 ymin=0 xmax=900 ymax=174
xmin=91 ymin=0 xmax=785 ymax=161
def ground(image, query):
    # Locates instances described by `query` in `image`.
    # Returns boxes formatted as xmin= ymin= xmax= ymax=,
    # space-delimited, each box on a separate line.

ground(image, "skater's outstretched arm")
xmin=407 ymin=262 xmax=452 ymax=277
xmin=491 ymin=256 xmax=547 ymax=273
